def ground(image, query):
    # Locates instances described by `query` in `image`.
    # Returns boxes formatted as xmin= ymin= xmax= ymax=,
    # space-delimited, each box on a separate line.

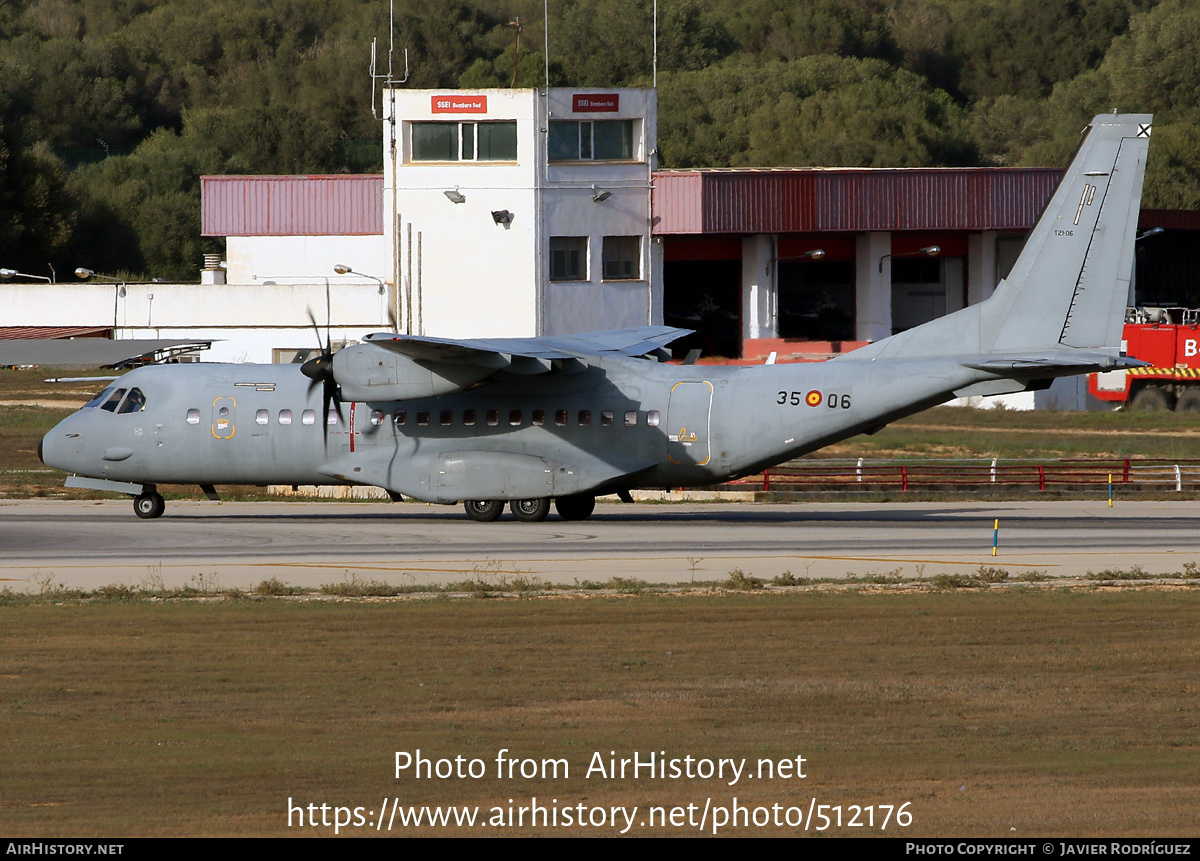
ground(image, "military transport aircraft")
xmin=40 ymin=113 xmax=1152 ymax=521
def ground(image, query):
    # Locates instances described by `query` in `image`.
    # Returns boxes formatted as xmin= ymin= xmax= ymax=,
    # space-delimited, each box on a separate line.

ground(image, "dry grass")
xmin=2 ymin=590 xmax=1198 ymax=836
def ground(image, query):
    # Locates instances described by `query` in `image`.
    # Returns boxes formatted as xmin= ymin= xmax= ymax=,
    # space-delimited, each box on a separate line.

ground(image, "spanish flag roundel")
xmin=805 ymin=390 xmax=822 ymax=407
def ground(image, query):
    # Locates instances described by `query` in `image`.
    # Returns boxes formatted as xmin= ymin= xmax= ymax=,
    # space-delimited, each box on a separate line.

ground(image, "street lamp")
xmin=878 ymin=245 xmax=940 ymax=273
xmin=1 ymin=268 xmax=53 ymax=283
xmin=334 ymin=264 xmax=391 ymax=329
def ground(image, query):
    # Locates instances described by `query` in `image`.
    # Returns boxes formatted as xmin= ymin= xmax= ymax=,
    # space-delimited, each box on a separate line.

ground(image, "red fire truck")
xmin=1088 ymin=307 xmax=1200 ymax=411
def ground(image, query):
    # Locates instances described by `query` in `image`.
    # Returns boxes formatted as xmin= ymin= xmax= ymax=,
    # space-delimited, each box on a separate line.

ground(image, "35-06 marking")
xmin=777 ymin=390 xmax=851 ymax=409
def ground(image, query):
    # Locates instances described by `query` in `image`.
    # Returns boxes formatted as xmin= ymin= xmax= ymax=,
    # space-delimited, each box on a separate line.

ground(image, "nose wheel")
xmin=133 ymin=491 xmax=165 ymax=519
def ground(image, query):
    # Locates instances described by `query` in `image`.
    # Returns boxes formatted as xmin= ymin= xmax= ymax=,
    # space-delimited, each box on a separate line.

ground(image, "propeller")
xmin=300 ymin=303 xmax=339 ymax=448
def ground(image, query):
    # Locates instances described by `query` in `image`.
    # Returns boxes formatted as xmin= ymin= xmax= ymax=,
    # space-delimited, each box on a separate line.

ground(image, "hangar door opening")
xmin=663 ymin=259 xmax=742 ymax=359
xmin=890 ymin=256 xmax=965 ymax=335
xmin=777 ymin=260 xmax=855 ymax=341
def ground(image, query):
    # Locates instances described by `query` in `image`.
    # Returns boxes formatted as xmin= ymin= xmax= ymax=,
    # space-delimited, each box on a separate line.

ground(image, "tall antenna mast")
xmin=370 ymin=0 xmax=409 ymax=121
xmin=653 ymin=0 xmax=658 ymax=87
xmin=544 ymin=0 xmax=550 ymax=88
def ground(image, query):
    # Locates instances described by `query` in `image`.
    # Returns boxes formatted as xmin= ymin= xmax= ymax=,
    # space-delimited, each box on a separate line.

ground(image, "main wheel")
xmin=510 ymin=498 xmax=550 ymax=522
xmin=133 ymin=492 xmax=165 ymax=519
xmin=464 ymin=500 xmax=503 ymax=522
xmin=1130 ymin=386 xmax=1173 ymax=412
xmin=1176 ymin=389 xmax=1200 ymax=413
xmin=554 ymin=493 xmax=596 ymax=521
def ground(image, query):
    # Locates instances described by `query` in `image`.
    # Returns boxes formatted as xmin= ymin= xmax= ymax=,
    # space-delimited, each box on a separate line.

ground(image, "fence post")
xmin=901 ymin=465 xmax=908 ymax=492
xmin=763 ymin=468 xmax=770 ymax=492
xmin=857 ymin=457 xmax=863 ymax=483
xmin=1176 ymin=464 xmax=1182 ymax=492
xmin=990 ymin=458 xmax=997 ymax=483
xmin=1038 ymin=464 xmax=1045 ymax=492
xmin=1123 ymin=459 xmax=1131 ymax=483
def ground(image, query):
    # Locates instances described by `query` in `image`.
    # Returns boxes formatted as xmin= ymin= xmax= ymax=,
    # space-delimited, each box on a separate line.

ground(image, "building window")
xmin=548 ymin=120 xmax=635 ymax=161
xmin=412 ymin=122 xmax=517 ymax=162
xmin=602 ymin=236 xmax=640 ymax=280
xmin=550 ymin=237 xmax=587 ymax=281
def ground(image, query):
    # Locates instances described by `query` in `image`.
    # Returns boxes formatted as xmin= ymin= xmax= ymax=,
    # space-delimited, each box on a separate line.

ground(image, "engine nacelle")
xmin=333 ymin=344 xmax=493 ymax=401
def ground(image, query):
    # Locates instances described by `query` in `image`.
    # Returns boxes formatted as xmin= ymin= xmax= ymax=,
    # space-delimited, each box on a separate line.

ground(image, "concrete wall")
xmin=3 ymin=281 xmax=388 ymax=364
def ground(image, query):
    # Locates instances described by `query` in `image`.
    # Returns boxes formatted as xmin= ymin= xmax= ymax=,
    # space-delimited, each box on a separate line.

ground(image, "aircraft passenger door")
xmin=666 ymin=381 xmax=713 ymax=466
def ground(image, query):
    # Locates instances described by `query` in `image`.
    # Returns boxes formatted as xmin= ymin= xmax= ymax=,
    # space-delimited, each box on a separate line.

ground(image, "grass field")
xmin=2 ymin=589 xmax=1198 ymax=837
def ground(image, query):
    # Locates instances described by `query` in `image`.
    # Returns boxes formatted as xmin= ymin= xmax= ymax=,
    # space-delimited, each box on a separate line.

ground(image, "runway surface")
xmin=3 ymin=498 xmax=1198 ymax=590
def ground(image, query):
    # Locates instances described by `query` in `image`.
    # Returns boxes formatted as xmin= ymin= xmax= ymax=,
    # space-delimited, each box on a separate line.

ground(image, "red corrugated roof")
xmin=653 ymin=167 xmax=1063 ymax=234
xmin=201 ymin=175 xmax=384 ymax=236
xmin=0 ymin=327 xmax=110 ymax=339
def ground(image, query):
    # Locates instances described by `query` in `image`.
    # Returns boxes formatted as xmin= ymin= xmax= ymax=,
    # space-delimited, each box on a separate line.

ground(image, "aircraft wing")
xmin=362 ymin=326 xmax=691 ymax=371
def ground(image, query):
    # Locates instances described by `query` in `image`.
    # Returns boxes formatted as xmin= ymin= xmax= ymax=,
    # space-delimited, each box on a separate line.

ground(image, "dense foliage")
xmin=0 ymin=0 xmax=1192 ymax=280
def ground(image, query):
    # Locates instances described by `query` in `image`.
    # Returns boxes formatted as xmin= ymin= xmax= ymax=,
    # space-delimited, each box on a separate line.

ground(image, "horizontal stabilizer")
xmin=961 ymin=352 xmax=1148 ymax=374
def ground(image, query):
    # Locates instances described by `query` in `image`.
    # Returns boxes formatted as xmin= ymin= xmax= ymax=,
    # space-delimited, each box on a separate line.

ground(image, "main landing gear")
xmin=133 ymin=490 xmax=165 ymax=519
xmin=462 ymin=494 xmax=596 ymax=522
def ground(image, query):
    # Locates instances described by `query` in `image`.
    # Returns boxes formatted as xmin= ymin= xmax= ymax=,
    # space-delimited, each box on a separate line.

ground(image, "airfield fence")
xmin=727 ymin=458 xmax=1200 ymax=494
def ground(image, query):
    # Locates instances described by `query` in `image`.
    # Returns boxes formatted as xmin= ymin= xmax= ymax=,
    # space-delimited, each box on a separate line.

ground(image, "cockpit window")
xmin=116 ymin=388 xmax=147 ymax=414
xmin=84 ymin=386 xmax=116 ymax=408
xmin=99 ymin=388 xmax=127 ymax=412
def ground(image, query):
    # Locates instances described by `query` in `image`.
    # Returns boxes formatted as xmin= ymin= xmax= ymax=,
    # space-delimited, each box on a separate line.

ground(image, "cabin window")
xmin=327 ymin=410 xmax=339 ymax=425
xmin=100 ymin=388 xmax=126 ymax=412
xmin=186 ymin=408 xmax=200 ymax=425
xmin=578 ymin=410 xmax=591 ymax=426
xmin=302 ymin=410 xmax=316 ymax=425
xmin=440 ymin=410 xmax=454 ymax=426
xmin=255 ymin=409 xmax=269 ymax=425
xmin=555 ymin=409 xmax=568 ymax=427
xmin=532 ymin=409 xmax=545 ymax=426
xmin=279 ymin=409 xmax=292 ymax=425
xmin=84 ymin=387 xmax=115 ymax=408
xmin=116 ymin=388 xmax=146 ymax=414
xmin=624 ymin=410 xmax=638 ymax=427
xmin=394 ymin=409 xmax=406 ymax=426
xmin=601 ymin=410 xmax=614 ymax=427
xmin=463 ymin=409 xmax=476 ymax=426
xmin=646 ymin=410 xmax=660 ymax=427
xmin=509 ymin=409 xmax=522 ymax=426
xmin=486 ymin=409 xmax=499 ymax=426
xmin=417 ymin=409 xmax=430 ymax=426
xmin=371 ymin=410 xmax=385 ymax=426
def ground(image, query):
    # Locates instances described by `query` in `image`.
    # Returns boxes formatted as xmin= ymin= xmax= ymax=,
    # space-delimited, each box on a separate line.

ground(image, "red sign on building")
xmin=573 ymin=93 xmax=619 ymax=112
xmin=431 ymin=95 xmax=488 ymax=114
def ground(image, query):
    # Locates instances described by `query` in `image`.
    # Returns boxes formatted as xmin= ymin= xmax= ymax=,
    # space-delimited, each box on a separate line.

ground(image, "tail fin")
xmin=844 ymin=114 xmax=1152 ymax=365
xmin=980 ymin=113 xmax=1152 ymax=353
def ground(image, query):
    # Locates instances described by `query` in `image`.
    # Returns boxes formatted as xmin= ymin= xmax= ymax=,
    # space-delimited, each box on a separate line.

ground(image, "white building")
xmin=378 ymin=87 xmax=659 ymax=337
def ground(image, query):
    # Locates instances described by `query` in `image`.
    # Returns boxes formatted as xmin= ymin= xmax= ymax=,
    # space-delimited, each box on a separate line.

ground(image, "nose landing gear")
xmin=133 ymin=490 xmax=166 ymax=519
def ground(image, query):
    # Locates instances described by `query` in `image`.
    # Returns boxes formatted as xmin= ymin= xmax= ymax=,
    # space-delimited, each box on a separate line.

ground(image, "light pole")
xmin=334 ymin=264 xmax=392 ymax=330
xmin=76 ymin=268 xmax=128 ymax=331
xmin=0 ymin=268 xmax=53 ymax=283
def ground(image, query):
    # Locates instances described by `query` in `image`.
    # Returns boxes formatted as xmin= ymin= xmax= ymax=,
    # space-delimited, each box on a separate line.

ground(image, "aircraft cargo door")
xmin=666 ymin=381 xmax=713 ymax=466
